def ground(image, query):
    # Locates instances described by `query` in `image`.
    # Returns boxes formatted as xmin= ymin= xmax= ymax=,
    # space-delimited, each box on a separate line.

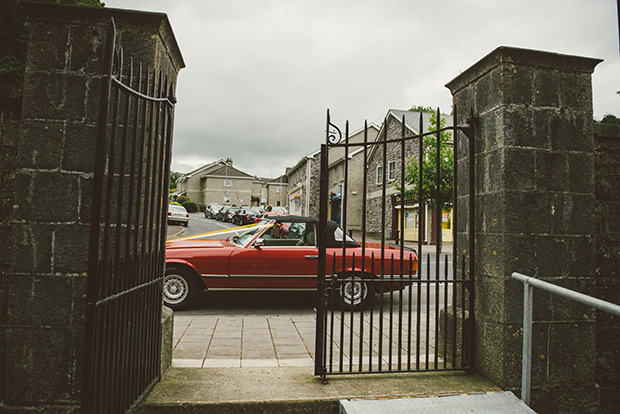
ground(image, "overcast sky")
xmin=105 ymin=0 xmax=619 ymax=179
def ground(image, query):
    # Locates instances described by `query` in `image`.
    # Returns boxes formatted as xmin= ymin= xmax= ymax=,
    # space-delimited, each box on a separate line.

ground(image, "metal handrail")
xmin=511 ymin=272 xmax=620 ymax=406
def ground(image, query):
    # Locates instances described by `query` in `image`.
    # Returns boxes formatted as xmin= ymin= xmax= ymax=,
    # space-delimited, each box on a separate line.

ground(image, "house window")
xmin=376 ymin=165 xmax=383 ymax=185
xmin=276 ymin=186 xmax=282 ymax=193
xmin=388 ymin=161 xmax=396 ymax=182
xmin=224 ymin=179 xmax=232 ymax=187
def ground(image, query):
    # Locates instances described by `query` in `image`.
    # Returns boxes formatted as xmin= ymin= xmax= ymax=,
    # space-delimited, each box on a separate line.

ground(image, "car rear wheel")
xmin=163 ymin=266 xmax=201 ymax=310
xmin=338 ymin=276 xmax=374 ymax=310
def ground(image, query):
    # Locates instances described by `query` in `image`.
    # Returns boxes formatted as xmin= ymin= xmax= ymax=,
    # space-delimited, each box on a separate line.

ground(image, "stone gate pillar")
xmin=0 ymin=2 xmax=183 ymax=412
xmin=446 ymin=47 xmax=601 ymax=413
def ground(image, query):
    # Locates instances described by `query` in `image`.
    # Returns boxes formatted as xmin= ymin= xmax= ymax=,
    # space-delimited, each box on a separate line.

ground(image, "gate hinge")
xmin=457 ymin=109 xmax=478 ymax=140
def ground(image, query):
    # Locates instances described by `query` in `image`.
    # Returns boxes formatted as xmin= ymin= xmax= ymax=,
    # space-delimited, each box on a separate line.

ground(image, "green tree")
xmin=395 ymin=111 xmax=453 ymax=208
xmin=408 ymin=105 xmax=435 ymax=114
xmin=598 ymin=114 xmax=620 ymax=125
xmin=169 ymin=171 xmax=180 ymax=191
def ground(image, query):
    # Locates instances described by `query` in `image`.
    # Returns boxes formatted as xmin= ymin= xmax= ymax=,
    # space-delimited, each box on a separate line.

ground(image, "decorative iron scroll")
xmin=326 ymin=108 xmax=343 ymax=145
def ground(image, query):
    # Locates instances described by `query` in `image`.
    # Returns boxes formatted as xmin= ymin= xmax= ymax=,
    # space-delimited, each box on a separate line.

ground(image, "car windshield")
xmin=333 ymin=227 xmax=356 ymax=243
xmin=230 ymin=221 xmax=273 ymax=247
xmin=169 ymin=205 xmax=186 ymax=213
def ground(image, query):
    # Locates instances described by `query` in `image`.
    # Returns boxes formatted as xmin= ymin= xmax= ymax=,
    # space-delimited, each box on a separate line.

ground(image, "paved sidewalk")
xmin=173 ymin=313 xmax=316 ymax=368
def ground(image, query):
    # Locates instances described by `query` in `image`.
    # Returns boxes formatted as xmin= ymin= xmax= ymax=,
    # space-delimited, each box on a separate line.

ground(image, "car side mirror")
xmin=254 ymin=238 xmax=264 ymax=248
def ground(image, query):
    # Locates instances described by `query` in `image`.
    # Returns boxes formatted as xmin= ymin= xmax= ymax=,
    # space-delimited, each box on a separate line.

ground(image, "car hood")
xmin=166 ymin=239 xmax=227 ymax=249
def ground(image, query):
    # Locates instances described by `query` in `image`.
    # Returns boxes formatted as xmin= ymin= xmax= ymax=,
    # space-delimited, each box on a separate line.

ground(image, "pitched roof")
xmin=366 ymin=109 xmax=454 ymax=161
xmin=177 ymin=159 xmax=255 ymax=181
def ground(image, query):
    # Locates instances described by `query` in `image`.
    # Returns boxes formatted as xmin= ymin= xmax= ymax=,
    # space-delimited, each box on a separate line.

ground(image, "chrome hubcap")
xmin=164 ymin=274 xmax=188 ymax=304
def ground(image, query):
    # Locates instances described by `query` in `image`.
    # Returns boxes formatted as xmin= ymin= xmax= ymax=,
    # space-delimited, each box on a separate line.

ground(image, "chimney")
xmin=226 ymin=158 xmax=233 ymax=166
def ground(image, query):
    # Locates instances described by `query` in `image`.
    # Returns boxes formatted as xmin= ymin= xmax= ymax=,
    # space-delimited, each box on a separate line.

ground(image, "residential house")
xmin=327 ymin=123 xmax=380 ymax=231
xmin=286 ymin=149 xmax=321 ymax=217
xmin=365 ymin=110 xmax=453 ymax=244
xmin=175 ymin=158 xmax=263 ymax=207
xmin=260 ymin=175 xmax=289 ymax=209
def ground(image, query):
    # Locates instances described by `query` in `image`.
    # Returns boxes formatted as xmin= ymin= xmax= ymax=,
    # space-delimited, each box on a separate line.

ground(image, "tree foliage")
xmin=598 ymin=114 xmax=620 ymax=125
xmin=182 ymin=201 xmax=198 ymax=213
xmin=408 ymin=105 xmax=435 ymax=114
xmin=395 ymin=112 xmax=453 ymax=208
xmin=169 ymin=171 xmax=180 ymax=191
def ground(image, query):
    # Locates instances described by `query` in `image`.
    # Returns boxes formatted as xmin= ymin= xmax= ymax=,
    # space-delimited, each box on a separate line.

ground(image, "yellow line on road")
xmin=168 ymin=223 xmax=270 ymax=242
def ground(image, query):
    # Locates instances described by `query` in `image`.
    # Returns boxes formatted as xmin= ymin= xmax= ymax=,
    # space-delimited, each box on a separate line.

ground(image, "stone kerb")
xmin=447 ymin=46 xmax=601 ymax=413
xmin=2 ymin=2 xmax=183 ymax=412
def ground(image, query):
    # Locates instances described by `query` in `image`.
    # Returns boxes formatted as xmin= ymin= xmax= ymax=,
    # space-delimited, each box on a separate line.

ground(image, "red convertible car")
xmin=164 ymin=216 xmax=418 ymax=310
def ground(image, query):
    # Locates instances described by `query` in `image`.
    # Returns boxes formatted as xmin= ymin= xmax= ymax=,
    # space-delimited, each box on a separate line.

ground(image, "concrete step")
xmin=340 ymin=391 xmax=535 ymax=413
xmin=135 ymin=366 xmax=500 ymax=414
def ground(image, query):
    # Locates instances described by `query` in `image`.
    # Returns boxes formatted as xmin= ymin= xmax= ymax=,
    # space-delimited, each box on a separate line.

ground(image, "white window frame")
xmin=388 ymin=160 xmax=396 ymax=182
xmin=224 ymin=179 xmax=232 ymax=187
xmin=376 ymin=164 xmax=383 ymax=185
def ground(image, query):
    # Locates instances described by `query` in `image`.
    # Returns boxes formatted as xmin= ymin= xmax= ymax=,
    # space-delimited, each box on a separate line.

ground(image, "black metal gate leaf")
xmin=82 ymin=18 xmax=176 ymax=413
xmin=315 ymin=108 xmax=476 ymax=380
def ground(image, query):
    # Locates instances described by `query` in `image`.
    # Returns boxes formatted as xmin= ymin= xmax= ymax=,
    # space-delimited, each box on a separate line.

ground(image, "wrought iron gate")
xmin=82 ymin=19 xmax=177 ymax=413
xmin=315 ymin=108 xmax=475 ymax=380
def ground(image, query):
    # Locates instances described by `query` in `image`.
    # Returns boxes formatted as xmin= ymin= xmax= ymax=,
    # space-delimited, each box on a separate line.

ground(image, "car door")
xmin=228 ymin=221 xmax=318 ymax=290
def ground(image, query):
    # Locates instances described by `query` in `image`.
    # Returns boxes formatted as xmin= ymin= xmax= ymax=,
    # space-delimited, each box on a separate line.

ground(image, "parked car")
xmin=164 ymin=215 xmax=418 ymax=310
xmin=204 ymin=203 xmax=222 ymax=219
xmin=232 ymin=206 xmax=264 ymax=225
xmin=215 ymin=206 xmax=229 ymax=221
xmin=167 ymin=204 xmax=189 ymax=227
xmin=223 ymin=207 xmax=242 ymax=222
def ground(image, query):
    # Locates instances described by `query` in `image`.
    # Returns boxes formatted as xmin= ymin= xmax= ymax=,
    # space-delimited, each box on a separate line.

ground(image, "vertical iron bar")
xmin=452 ymin=105 xmax=458 ymax=369
xmin=522 ymin=282 xmax=533 ymax=405
xmin=443 ymin=254 xmax=449 ymax=367
xmin=102 ymin=51 xmax=123 ymax=411
xmin=468 ymin=109 xmax=476 ymax=370
xmin=389 ymin=254 xmax=394 ymax=370
xmin=83 ymin=17 xmax=116 ymax=412
xmin=341 ymin=121 xmax=351 ymax=372
xmin=407 ymin=256 xmax=413 ymax=370
xmin=123 ymin=60 xmax=140 ymax=409
xmin=349 ymin=253 xmax=355 ymax=372
xmin=369 ymin=252 xmax=375 ymax=370
xmin=452 ymin=254 xmax=458 ymax=368
xmin=425 ymin=253 xmax=430 ymax=370
xmin=416 ymin=112 xmax=424 ymax=372
xmin=379 ymin=120 xmax=387 ymax=371
xmin=315 ymin=112 xmax=330 ymax=378
xmin=461 ymin=255 xmax=466 ymax=368
xmin=359 ymin=122 xmax=368 ymax=371
xmin=398 ymin=115 xmax=406 ymax=370
xmin=434 ymin=108 xmax=441 ymax=369
xmin=418 ymin=112 xmax=424 ymax=263
xmin=330 ymin=253 xmax=336 ymax=372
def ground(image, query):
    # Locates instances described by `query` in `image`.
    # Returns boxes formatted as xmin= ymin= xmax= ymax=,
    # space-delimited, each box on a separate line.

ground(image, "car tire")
xmin=163 ymin=266 xmax=201 ymax=310
xmin=337 ymin=275 xmax=374 ymax=310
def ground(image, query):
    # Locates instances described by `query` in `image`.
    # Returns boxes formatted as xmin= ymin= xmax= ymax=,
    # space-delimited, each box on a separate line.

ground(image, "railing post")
xmin=522 ymin=282 xmax=533 ymax=406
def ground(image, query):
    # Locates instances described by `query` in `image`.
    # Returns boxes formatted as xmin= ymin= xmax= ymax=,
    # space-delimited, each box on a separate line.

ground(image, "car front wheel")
xmin=338 ymin=276 xmax=374 ymax=310
xmin=163 ymin=266 xmax=201 ymax=310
